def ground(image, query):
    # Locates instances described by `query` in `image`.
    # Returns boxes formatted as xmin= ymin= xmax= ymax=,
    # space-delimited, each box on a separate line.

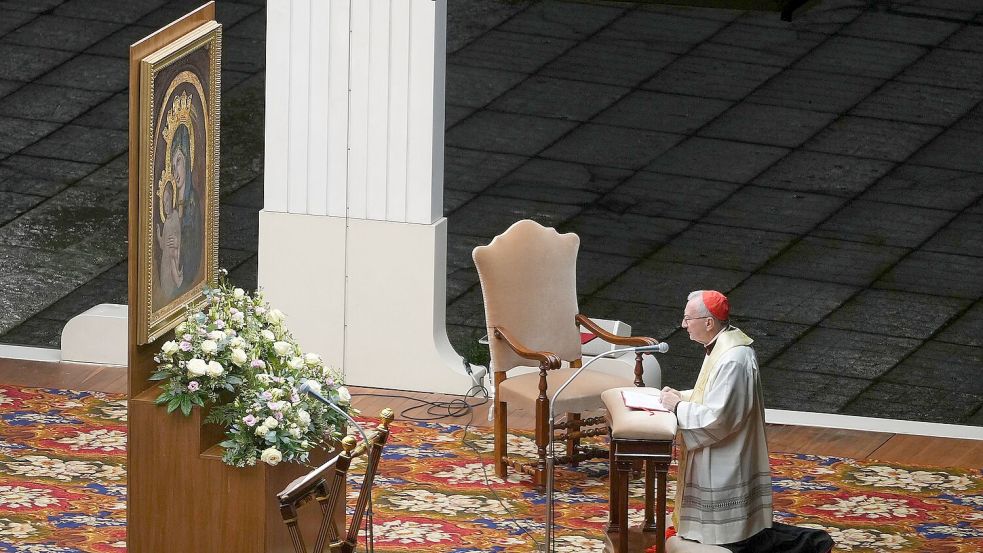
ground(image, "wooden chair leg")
xmin=534 ymin=394 xmax=549 ymax=488
xmin=618 ymin=458 xmax=632 ymax=553
xmin=566 ymin=412 xmax=581 ymax=467
xmin=494 ymin=398 xmax=508 ymax=478
xmin=643 ymin=459 xmax=656 ymax=532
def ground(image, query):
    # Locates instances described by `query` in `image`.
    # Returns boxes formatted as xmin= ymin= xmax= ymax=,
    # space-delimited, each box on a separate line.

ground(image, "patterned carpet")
xmin=1 ymin=385 xmax=982 ymax=552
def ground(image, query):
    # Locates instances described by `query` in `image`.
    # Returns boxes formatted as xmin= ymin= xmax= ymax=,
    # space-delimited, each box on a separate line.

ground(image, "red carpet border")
xmin=1 ymin=385 xmax=982 ymax=552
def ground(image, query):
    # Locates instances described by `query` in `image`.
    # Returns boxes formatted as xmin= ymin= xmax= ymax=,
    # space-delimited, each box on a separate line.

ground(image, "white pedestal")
xmin=61 ymin=303 xmax=128 ymax=366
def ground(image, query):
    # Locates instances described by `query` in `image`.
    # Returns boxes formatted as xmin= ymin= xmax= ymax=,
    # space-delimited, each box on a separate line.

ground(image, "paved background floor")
xmin=0 ymin=0 xmax=981 ymax=425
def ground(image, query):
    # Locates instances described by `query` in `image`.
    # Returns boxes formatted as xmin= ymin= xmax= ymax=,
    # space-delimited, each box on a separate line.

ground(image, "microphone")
xmin=544 ymin=342 xmax=668 ymax=553
xmin=298 ymin=381 xmax=370 ymax=446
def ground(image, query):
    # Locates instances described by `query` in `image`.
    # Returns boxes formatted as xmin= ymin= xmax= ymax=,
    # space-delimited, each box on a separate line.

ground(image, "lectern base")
xmin=604 ymin=528 xmax=664 ymax=553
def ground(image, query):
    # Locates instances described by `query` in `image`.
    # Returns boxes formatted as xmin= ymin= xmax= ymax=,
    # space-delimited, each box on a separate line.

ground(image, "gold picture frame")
xmin=136 ymin=21 xmax=221 ymax=344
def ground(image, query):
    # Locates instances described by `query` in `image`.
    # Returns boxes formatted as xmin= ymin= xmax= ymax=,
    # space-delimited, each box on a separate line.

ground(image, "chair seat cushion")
xmin=601 ymin=387 xmax=677 ymax=440
xmin=498 ymin=367 xmax=634 ymax=414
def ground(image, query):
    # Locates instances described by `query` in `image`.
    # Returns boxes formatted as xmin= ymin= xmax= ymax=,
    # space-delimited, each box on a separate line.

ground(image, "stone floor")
xmin=0 ymin=0 xmax=981 ymax=425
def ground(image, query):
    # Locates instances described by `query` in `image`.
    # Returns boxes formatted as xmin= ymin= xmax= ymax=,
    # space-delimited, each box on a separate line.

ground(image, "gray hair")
xmin=687 ymin=290 xmax=728 ymax=326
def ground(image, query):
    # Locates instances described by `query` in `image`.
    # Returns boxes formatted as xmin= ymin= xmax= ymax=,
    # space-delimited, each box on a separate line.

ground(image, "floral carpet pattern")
xmin=1 ymin=385 xmax=982 ymax=552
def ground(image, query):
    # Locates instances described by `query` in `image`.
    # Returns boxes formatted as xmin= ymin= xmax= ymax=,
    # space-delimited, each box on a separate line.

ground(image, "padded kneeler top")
xmin=601 ymin=387 xmax=677 ymax=440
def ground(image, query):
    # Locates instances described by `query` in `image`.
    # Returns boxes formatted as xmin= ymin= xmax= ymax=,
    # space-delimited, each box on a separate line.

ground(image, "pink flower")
xmin=251 ymin=360 xmax=266 ymax=369
xmin=214 ymin=320 xmax=226 ymax=329
xmin=187 ymin=381 xmax=200 ymax=392
xmin=183 ymin=333 xmax=193 ymax=341
xmin=274 ymin=412 xmax=284 ymax=421
xmin=243 ymin=414 xmax=257 ymax=426
xmin=261 ymin=391 xmax=273 ymax=401
xmin=179 ymin=341 xmax=192 ymax=352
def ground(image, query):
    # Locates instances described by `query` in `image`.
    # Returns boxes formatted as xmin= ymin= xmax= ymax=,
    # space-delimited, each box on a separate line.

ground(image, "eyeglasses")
xmin=681 ymin=316 xmax=711 ymax=325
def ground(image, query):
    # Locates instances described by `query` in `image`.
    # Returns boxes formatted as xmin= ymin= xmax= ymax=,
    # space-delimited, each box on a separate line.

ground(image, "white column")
xmin=259 ymin=0 xmax=465 ymax=394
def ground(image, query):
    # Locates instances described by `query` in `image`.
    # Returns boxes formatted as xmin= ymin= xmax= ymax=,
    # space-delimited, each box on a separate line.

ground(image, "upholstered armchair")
xmin=472 ymin=219 xmax=659 ymax=486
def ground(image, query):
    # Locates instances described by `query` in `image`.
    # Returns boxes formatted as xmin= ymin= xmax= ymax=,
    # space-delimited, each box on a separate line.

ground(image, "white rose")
xmin=301 ymin=440 xmax=309 ymax=448
xmin=254 ymin=424 xmax=268 ymax=436
xmin=175 ymin=322 xmax=187 ymax=334
xmin=304 ymin=381 xmax=322 ymax=395
xmin=337 ymin=386 xmax=351 ymax=403
xmin=260 ymin=447 xmax=283 ymax=466
xmin=304 ymin=353 xmax=321 ymax=366
xmin=205 ymin=361 xmax=224 ymax=377
xmin=261 ymin=329 xmax=275 ymax=342
xmin=233 ymin=288 xmax=245 ymax=299
xmin=230 ymin=348 xmax=248 ymax=366
xmin=208 ymin=330 xmax=225 ymax=341
xmin=267 ymin=309 xmax=285 ymax=325
xmin=255 ymin=306 xmax=266 ymax=316
xmin=289 ymin=427 xmax=301 ymax=438
xmin=200 ymin=340 xmax=218 ymax=354
xmin=187 ymin=358 xmax=208 ymax=377
xmin=297 ymin=409 xmax=311 ymax=428
xmin=229 ymin=337 xmax=245 ymax=349
xmin=161 ymin=341 xmax=179 ymax=355
xmin=231 ymin=311 xmax=245 ymax=324
xmin=287 ymin=357 xmax=304 ymax=370
xmin=264 ymin=416 xmax=279 ymax=429
xmin=273 ymin=341 xmax=292 ymax=357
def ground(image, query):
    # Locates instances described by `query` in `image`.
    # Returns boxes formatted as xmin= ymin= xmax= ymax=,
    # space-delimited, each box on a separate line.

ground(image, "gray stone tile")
xmin=491 ymin=76 xmax=627 ymax=121
xmin=597 ymin=9 xmax=727 ymax=55
xmin=911 ymin=129 xmax=983 ymax=173
xmin=499 ymin=1 xmax=626 ymax=41
xmin=542 ymin=123 xmax=682 ymax=170
xmin=822 ymin=289 xmax=969 ymax=340
xmin=0 ymin=316 xmax=62 ymax=348
xmin=731 ymin=317 xmax=811 ymax=365
xmin=446 ymin=232 xmax=488 ymax=274
xmin=0 ymin=186 xmax=126 ymax=252
xmin=594 ymin=91 xmax=731 ymax=134
xmin=225 ymin=9 xmax=266 ymax=40
xmin=860 ymin=164 xmax=983 ymax=211
xmin=445 ymin=288 xmax=487 ymax=328
xmin=446 ymin=64 xmax=526 ymax=109
xmin=449 ymin=30 xmax=574 ymax=74
xmin=445 ymin=0 xmax=526 ymax=55
xmin=445 ymin=323 xmax=486 ymax=362
xmin=646 ymin=138 xmax=788 ymax=183
xmin=0 ymin=83 xmax=110 ymax=123
xmin=875 ymin=251 xmax=983 ymax=300
xmin=850 ymin=82 xmax=983 ymax=127
xmin=794 ymin=36 xmax=925 ymax=79
xmin=22 ymin=124 xmax=126 ymax=164
xmin=0 ymin=191 xmax=44 ymax=225
xmin=0 ymin=79 xmax=23 ymax=100
xmin=0 ymin=116 xmax=59 ymax=153
xmin=697 ymin=24 xmax=827 ymax=67
xmin=651 ymin=223 xmax=797 ymax=272
xmin=645 ymin=55 xmax=782 ymax=101
xmin=39 ymin=53 xmax=127 ymax=92
xmin=446 ymin=273 xmax=478 ymax=304
xmin=700 ymin=103 xmax=836 ymax=148
xmin=882 ymin=341 xmax=983 ymax=395
xmin=613 ymin=171 xmax=740 ymax=221
xmin=222 ymin=35 xmax=265 ymax=74
xmin=218 ymin=205 xmax=259 ymax=253
xmin=595 ymin=259 xmax=748 ymax=309
xmin=936 ymin=301 xmax=983 ymax=348
xmin=443 ymin=147 xmax=527 ymax=194
xmin=941 ymin=24 xmax=983 ymax=53
xmin=579 ymin=297 xmax=682 ymax=343
xmin=636 ymin=3 xmax=742 ymax=23
xmin=488 ymin=158 xmax=632 ymax=205
xmin=222 ymin=176 xmax=263 ymax=210
xmin=840 ymin=10 xmax=960 ymax=45
xmin=445 ymin=110 xmax=577 ymax=155
xmin=804 ymin=116 xmax=941 ymax=162
xmin=0 ymin=154 xmax=95 ymax=196
xmin=924 ymin=213 xmax=983 ymax=257
xmin=71 ymin=91 xmax=126 ymax=130
xmin=55 ymin=0 xmax=165 ymax=24
xmin=561 ymin=208 xmax=689 ymax=259
xmin=34 ymin=276 xmax=125 ymax=322
xmin=541 ymin=38 xmax=677 ymax=87
xmin=705 ymin=185 xmax=846 ymax=234
xmin=726 ymin=274 xmax=858 ymax=325
xmin=84 ymin=24 xmax=156 ymax=58
xmin=0 ymin=8 xmax=35 ymax=35
xmin=138 ymin=1 xmax=256 ymax=28
xmin=218 ymin=247 xmax=255 ymax=276
xmin=760 ymin=368 xmax=870 ymax=413
xmin=445 ymin=105 xmax=473 ymax=130
xmin=2 ymin=14 xmax=121 ymax=51
xmin=0 ymin=43 xmax=73 ymax=81
xmin=763 ymin=237 xmax=908 ymax=287
xmin=768 ymin=327 xmax=921 ymax=379
xmin=76 ymin=153 xmax=126 ymax=191
xmin=898 ymin=47 xmax=983 ymax=91
xmin=840 ymin=381 xmax=982 ymax=424
xmin=894 ymin=1 xmax=978 ymax=19
xmin=814 ymin=199 xmax=954 ymax=247
xmin=447 ymin=194 xmax=581 ymax=240
xmin=754 ymin=150 xmax=894 ymax=197
xmin=0 ymin=1 xmax=62 ymax=14
xmin=227 ymin=253 xmax=257 ymax=293
xmin=746 ymin=68 xmax=880 ymax=114
xmin=575 ymin=251 xmax=636 ymax=298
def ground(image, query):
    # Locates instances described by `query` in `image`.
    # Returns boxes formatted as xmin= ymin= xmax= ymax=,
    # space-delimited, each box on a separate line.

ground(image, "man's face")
xmin=682 ymin=299 xmax=715 ymax=345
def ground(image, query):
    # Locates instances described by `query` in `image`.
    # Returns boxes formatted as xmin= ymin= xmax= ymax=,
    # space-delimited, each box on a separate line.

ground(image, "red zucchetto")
xmin=702 ymin=290 xmax=729 ymax=320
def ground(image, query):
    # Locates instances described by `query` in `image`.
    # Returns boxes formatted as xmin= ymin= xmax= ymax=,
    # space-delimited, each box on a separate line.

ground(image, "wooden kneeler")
xmin=277 ymin=409 xmax=395 ymax=553
xmin=601 ymin=388 xmax=676 ymax=553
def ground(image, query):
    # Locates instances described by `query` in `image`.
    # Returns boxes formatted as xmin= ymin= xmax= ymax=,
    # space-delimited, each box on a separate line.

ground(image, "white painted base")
xmin=0 ymin=344 xmax=61 ymax=362
xmin=258 ymin=211 xmax=469 ymax=395
xmin=60 ymin=303 xmax=127 ymax=366
xmin=765 ymin=409 xmax=983 ymax=441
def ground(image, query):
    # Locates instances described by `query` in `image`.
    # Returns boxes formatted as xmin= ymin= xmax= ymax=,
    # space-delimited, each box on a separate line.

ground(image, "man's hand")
xmin=661 ymin=389 xmax=681 ymax=413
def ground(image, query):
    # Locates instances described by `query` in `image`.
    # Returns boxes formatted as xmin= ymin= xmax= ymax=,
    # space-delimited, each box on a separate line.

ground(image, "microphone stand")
xmin=300 ymin=384 xmax=375 ymax=553
xmin=544 ymin=343 xmax=667 ymax=553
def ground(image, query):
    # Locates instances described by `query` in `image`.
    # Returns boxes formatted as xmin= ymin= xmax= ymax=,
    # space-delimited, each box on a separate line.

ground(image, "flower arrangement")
xmin=151 ymin=272 xmax=351 ymax=467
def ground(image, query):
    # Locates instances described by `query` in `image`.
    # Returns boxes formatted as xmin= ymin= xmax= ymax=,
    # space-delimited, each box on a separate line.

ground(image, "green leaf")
xmin=155 ymin=393 xmax=170 ymax=405
xmin=181 ymin=396 xmax=192 ymax=416
xmin=166 ymin=398 xmax=181 ymax=413
xmin=149 ymin=371 xmax=171 ymax=381
xmin=219 ymin=440 xmax=236 ymax=448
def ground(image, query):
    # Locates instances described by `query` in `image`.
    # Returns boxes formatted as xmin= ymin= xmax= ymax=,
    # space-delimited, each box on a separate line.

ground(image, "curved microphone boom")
xmin=544 ymin=342 xmax=668 ymax=553
xmin=298 ymin=381 xmax=370 ymax=446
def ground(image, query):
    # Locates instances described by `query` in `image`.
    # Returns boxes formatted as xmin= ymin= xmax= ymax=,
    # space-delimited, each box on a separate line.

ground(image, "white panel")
xmin=386 ymin=0 xmax=410 ymax=222
xmin=347 ymin=0 xmax=370 ymax=220
xmin=405 ymin=0 xmax=438 ymax=224
xmin=326 ymin=0 xmax=351 ymax=218
xmin=286 ymin=0 xmax=312 ymax=214
xmin=306 ymin=0 xmax=331 ymax=216
xmin=430 ymin=0 xmax=447 ymax=220
xmin=263 ymin=0 xmax=292 ymax=212
xmin=365 ymin=0 xmax=390 ymax=220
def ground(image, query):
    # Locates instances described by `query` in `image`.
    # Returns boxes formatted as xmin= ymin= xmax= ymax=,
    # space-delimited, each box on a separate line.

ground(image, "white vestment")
xmin=674 ymin=327 xmax=772 ymax=545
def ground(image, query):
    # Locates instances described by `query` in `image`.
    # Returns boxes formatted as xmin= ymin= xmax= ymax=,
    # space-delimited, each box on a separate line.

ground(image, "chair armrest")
xmin=492 ymin=326 xmax=562 ymax=370
xmin=576 ymin=314 xmax=657 ymax=348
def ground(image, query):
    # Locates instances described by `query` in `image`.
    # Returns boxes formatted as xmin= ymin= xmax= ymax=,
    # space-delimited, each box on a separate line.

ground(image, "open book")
xmin=622 ymin=389 xmax=670 ymax=412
